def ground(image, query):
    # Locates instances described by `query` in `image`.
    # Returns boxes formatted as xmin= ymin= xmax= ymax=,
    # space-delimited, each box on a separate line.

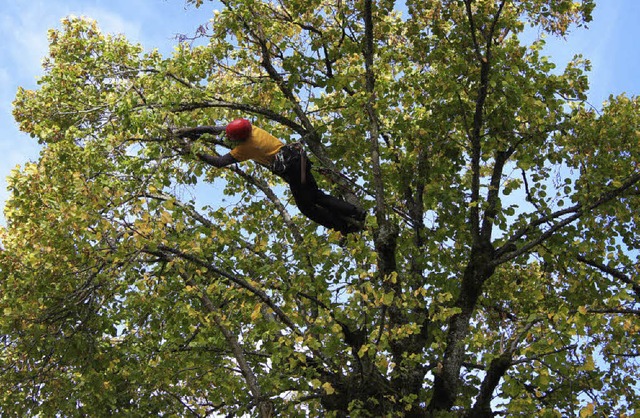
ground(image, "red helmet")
xmin=225 ymin=118 xmax=252 ymax=141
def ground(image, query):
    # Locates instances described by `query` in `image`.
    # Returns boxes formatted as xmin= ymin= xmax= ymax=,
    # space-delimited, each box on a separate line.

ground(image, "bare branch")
xmin=511 ymin=344 xmax=578 ymax=366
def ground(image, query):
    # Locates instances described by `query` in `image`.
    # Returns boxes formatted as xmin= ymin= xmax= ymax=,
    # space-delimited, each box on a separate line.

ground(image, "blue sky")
xmin=1 ymin=1 xmax=639 ymax=225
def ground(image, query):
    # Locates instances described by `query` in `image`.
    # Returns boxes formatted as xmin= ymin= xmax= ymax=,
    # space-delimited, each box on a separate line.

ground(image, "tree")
xmin=2 ymin=0 xmax=639 ymax=416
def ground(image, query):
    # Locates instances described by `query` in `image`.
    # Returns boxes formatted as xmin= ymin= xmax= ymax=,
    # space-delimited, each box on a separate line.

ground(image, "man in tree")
xmin=8 ymin=3 xmax=640 ymax=416
xmin=176 ymin=118 xmax=366 ymax=234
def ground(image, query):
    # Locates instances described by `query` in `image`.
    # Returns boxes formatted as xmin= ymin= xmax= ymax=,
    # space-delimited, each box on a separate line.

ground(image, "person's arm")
xmin=197 ymin=152 xmax=238 ymax=168
xmin=173 ymin=125 xmax=226 ymax=139
xmin=172 ymin=125 xmax=236 ymax=167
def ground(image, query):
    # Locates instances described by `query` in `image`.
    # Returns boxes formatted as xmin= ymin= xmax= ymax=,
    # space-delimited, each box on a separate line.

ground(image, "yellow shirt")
xmin=230 ymin=126 xmax=284 ymax=166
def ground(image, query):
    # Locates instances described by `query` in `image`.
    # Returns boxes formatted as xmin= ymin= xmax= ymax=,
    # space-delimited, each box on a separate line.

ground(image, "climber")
xmin=176 ymin=118 xmax=365 ymax=234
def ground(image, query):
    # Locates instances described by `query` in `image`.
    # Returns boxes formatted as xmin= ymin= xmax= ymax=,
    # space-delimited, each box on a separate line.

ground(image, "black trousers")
xmin=274 ymin=145 xmax=363 ymax=233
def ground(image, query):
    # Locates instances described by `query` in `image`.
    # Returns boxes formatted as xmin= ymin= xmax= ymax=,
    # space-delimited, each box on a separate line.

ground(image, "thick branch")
xmin=364 ymin=0 xmax=386 ymax=223
xmin=170 ymin=102 xmax=303 ymax=133
xmin=173 ymin=125 xmax=226 ymax=139
xmin=468 ymin=49 xmax=490 ymax=242
xmin=467 ymin=354 xmax=511 ymax=417
xmin=466 ymin=0 xmax=507 ymax=245
xmin=481 ymin=147 xmax=515 ymax=241
xmin=468 ymin=320 xmax=539 ymax=416
xmin=429 ymin=3 xmax=510 ymax=413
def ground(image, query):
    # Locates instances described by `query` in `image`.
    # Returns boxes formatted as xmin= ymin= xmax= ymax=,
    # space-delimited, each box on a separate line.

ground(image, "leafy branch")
xmin=494 ymin=172 xmax=640 ymax=266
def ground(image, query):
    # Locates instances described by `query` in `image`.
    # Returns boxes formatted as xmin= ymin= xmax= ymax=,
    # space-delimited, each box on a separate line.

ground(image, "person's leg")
xmin=313 ymin=189 xmax=365 ymax=220
xmin=302 ymin=168 xmax=365 ymax=223
xmin=291 ymin=176 xmax=364 ymax=233
xmin=289 ymin=180 xmax=352 ymax=232
xmin=280 ymin=148 xmax=364 ymax=233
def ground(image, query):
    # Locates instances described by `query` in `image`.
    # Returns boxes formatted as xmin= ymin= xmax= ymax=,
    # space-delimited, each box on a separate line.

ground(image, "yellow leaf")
xmin=251 ymin=303 xmax=262 ymax=321
xmin=322 ymin=382 xmax=335 ymax=395
xmin=578 ymin=306 xmax=588 ymax=315
xmin=357 ymin=344 xmax=369 ymax=358
xmin=382 ymin=291 xmax=395 ymax=306
xmin=583 ymin=356 xmax=595 ymax=372
xmin=160 ymin=210 xmax=172 ymax=224
xmin=579 ymin=403 xmax=595 ymax=418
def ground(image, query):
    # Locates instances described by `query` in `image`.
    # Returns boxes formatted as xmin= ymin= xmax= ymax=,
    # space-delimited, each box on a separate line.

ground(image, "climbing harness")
xmin=272 ymin=142 xmax=308 ymax=184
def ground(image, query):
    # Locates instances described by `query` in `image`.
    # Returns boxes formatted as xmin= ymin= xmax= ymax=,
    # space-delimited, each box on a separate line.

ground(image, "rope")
xmin=300 ymin=148 xmax=307 ymax=185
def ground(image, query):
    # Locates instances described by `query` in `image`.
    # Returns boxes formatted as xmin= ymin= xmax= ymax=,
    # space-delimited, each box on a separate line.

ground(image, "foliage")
xmin=2 ymin=0 xmax=639 ymax=416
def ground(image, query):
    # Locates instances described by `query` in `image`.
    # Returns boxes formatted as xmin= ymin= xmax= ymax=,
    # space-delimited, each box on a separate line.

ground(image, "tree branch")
xmin=227 ymin=165 xmax=304 ymax=243
xmin=219 ymin=1 xmax=361 ymax=205
xmin=511 ymin=344 xmax=578 ymax=366
xmin=469 ymin=65 xmax=491 ymax=237
xmin=463 ymin=0 xmax=483 ymax=61
xmin=142 ymin=192 xmax=277 ymax=263
xmin=466 ymin=0 xmax=507 ymax=246
xmin=173 ymin=125 xmax=226 ymax=139
xmin=494 ymin=172 xmax=640 ymax=266
xmin=467 ymin=353 xmax=511 ymax=417
xmin=481 ymin=147 xmax=516 ymax=241
xmin=153 ymin=245 xmax=299 ymax=333
xmin=364 ymin=0 xmax=389 ymax=226
xmin=169 ymin=101 xmax=303 ymax=133
xmin=576 ymin=255 xmax=640 ymax=299
xmin=430 ymin=3 xmax=512 ymax=414
xmin=467 ymin=319 xmax=540 ymax=414
xmin=184 ymin=273 xmax=273 ymax=417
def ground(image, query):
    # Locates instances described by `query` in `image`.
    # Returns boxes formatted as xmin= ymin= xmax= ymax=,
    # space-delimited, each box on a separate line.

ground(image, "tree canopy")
xmin=2 ymin=0 xmax=639 ymax=416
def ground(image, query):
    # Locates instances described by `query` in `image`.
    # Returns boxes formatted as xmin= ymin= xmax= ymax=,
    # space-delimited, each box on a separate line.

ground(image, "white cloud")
xmin=69 ymin=7 xmax=143 ymax=42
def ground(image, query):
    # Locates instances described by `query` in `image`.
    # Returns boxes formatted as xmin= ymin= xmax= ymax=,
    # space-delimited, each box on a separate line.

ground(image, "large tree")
xmin=2 ymin=0 xmax=639 ymax=416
